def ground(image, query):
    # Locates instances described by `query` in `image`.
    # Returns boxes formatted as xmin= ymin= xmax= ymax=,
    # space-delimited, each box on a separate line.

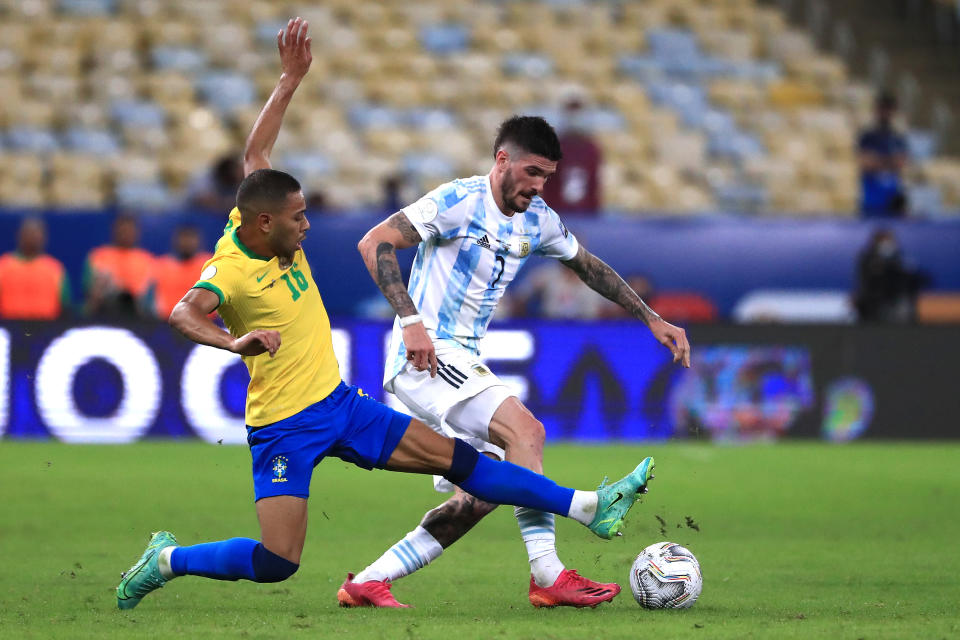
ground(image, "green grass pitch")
xmin=1 ymin=441 xmax=958 ymax=639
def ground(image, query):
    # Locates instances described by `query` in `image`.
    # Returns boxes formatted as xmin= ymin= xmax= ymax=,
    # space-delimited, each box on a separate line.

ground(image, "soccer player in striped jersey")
xmin=344 ymin=116 xmax=691 ymax=608
xmin=115 ymin=18 xmax=654 ymax=612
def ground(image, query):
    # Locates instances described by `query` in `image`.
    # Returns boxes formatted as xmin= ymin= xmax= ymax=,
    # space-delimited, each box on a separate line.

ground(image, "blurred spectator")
xmin=853 ymin=229 xmax=923 ymax=323
xmin=382 ymin=174 xmax=404 ymax=213
xmin=85 ymin=214 xmax=155 ymax=318
xmin=857 ymin=92 xmax=908 ymax=217
xmin=186 ymin=154 xmax=244 ymax=213
xmin=0 ymin=218 xmax=70 ymax=320
xmin=153 ymin=226 xmax=213 ymax=319
xmin=542 ymin=94 xmax=602 ymax=215
xmin=511 ymin=261 xmax=604 ymax=319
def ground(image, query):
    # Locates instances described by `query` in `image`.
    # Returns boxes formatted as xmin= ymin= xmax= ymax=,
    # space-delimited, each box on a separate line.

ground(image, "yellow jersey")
xmin=193 ymin=207 xmax=341 ymax=426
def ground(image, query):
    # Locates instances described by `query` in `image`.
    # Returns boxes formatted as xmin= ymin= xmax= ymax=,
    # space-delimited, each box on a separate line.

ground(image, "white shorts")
xmin=387 ymin=343 xmax=513 ymax=492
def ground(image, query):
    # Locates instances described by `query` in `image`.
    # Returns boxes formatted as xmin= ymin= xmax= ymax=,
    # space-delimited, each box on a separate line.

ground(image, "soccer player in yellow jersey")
xmin=115 ymin=18 xmax=655 ymax=610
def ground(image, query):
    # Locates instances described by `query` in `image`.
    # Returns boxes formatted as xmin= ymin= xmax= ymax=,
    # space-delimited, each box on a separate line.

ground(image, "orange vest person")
xmin=154 ymin=226 xmax=213 ymax=319
xmin=0 ymin=218 xmax=70 ymax=320
xmin=85 ymin=214 xmax=155 ymax=317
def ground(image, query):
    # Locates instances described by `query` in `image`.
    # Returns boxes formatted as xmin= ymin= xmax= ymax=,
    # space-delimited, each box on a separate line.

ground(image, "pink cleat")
xmin=337 ymin=573 xmax=411 ymax=608
xmin=528 ymin=569 xmax=621 ymax=608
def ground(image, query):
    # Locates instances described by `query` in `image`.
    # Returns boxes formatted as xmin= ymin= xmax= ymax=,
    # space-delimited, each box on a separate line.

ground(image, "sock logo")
xmin=272 ymin=456 xmax=288 ymax=483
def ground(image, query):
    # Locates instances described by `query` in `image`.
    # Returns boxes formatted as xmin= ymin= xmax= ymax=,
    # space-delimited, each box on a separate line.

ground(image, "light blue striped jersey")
xmin=384 ymin=174 xmax=579 ymax=389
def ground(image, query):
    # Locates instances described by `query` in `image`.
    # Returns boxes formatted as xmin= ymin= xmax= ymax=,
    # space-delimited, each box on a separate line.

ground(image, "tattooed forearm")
xmin=420 ymin=493 xmax=498 ymax=548
xmin=386 ymin=211 xmax=423 ymax=244
xmin=374 ymin=242 xmax=419 ymax=317
xmin=563 ymin=246 xmax=661 ymax=326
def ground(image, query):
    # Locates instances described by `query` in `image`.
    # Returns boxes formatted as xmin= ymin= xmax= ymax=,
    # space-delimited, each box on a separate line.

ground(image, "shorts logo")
xmin=471 ymin=363 xmax=491 ymax=377
xmin=271 ymin=455 xmax=288 ymax=483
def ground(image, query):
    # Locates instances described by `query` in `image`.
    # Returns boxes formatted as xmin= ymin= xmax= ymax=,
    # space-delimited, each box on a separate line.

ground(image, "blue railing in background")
xmin=0 ymin=211 xmax=958 ymax=318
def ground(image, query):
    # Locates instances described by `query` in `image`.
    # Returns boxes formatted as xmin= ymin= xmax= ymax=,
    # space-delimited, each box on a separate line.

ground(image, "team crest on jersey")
xmin=271 ymin=456 xmax=288 ymax=483
xmin=517 ymin=237 xmax=531 ymax=258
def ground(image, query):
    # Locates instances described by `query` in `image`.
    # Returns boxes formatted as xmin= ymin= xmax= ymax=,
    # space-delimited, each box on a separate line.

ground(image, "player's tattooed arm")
xmin=385 ymin=211 xmax=423 ymax=245
xmin=358 ymin=212 xmax=423 ymax=317
xmin=374 ymin=242 xmax=419 ymax=317
xmin=562 ymin=245 xmax=661 ymax=326
xmin=420 ymin=492 xmax=498 ymax=548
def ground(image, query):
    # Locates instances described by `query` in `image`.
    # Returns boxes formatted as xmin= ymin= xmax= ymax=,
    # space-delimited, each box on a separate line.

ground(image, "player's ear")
xmin=257 ymin=212 xmax=272 ymax=233
xmin=495 ymin=148 xmax=510 ymax=172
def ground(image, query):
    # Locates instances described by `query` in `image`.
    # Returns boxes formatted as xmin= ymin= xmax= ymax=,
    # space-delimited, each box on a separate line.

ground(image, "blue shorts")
xmin=246 ymin=382 xmax=411 ymax=501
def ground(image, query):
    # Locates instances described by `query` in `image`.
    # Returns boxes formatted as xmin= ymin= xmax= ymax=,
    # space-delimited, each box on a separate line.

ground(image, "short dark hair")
xmin=236 ymin=169 xmax=302 ymax=220
xmin=493 ymin=115 xmax=563 ymax=161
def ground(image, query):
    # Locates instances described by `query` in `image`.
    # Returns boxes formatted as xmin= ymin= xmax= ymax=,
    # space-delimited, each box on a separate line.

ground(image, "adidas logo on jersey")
xmin=476 ymin=234 xmax=491 ymax=249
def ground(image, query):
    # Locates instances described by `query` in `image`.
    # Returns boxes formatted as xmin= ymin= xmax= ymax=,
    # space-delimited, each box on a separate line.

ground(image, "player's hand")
xmin=277 ymin=17 xmax=312 ymax=80
xmin=649 ymin=318 xmax=691 ymax=368
xmin=231 ymin=330 xmax=282 ymax=358
xmin=402 ymin=323 xmax=437 ymax=377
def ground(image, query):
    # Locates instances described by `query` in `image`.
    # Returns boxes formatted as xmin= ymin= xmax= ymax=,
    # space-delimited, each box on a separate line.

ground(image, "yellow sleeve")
xmin=192 ymin=255 xmax=244 ymax=309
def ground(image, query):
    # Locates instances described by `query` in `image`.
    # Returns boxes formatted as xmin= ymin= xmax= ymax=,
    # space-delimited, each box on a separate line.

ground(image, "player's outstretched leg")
xmin=385 ymin=421 xmax=655 ymax=540
xmin=116 ymin=533 xmax=300 ymax=610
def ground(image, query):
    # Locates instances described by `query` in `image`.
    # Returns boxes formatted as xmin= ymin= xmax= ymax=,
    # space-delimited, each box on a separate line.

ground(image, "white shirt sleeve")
xmin=535 ymin=207 xmax=579 ymax=261
xmin=400 ymin=181 xmax=470 ymax=242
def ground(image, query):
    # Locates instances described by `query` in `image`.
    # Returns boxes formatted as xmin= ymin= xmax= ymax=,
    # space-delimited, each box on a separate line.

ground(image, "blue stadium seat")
xmin=403 ymin=152 xmax=454 ymax=177
xmin=195 ymin=72 xmax=256 ymax=114
xmin=115 ymin=180 xmax=175 ymax=210
xmin=709 ymin=131 xmax=765 ymax=161
xmin=647 ymin=29 xmax=701 ymax=62
xmin=577 ymin=107 xmax=628 ymax=133
xmin=906 ymin=130 xmax=938 ymax=161
xmin=278 ymin=152 xmax=335 ymax=180
xmin=618 ymin=55 xmax=666 ymax=82
xmin=5 ymin=127 xmax=60 ymax=153
xmin=151 ymin=47 xmax=208 ymax=73
xmin=256 ymin=20 xmax=289 ymax=46
xmin=110 ymin=100 xmax=166 ymax=128
xmin=420 ymin=24 xmax=471 ymax=55
xmin=407 ymin=108 xmax=459 ymax=130
xmin=58 ymin=0 xmax=116 ymax=16
xmin=63 ymin=128 xmax=121 ymax=155
xmin=347 ymin=104 xmax=404 ymax=129
xmin=503 ymin=53 xmax=555 ymax=77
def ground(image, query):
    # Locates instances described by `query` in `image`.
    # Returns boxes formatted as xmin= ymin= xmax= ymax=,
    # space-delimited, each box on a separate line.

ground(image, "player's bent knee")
xmin=252 ymin=543 xmax=299 ymax=583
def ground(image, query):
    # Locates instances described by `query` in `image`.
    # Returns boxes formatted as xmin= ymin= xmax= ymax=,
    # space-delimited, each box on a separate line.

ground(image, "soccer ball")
xmin=629 ymin=541 xmax=703 ymax=609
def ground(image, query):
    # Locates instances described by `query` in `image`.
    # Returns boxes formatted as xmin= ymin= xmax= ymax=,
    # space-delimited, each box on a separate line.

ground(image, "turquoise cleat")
xmin=116 ymin=531 xmax=177 ymax=610
xmin=589 ymin=457 xmax=655 ymax=540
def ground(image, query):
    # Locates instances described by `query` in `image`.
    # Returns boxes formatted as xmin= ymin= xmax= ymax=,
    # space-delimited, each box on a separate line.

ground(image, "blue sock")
xmin=170 ymin=538 xmax=259 ymax=581
xmin=169 ymin=538 xmax=298 ymax=583
xmin=445 ymin=441 xmax=575 ymax=516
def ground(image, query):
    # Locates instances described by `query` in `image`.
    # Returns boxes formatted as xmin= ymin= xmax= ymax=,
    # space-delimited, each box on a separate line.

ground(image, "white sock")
xmin=353 ymin=526 xmax=443 ymax=583
xmin=515 ymin=507 xmax=565 ymax=587
xmin=566 ymin=490 xmax=599 ymax=526
xmin=157 ymin=546 xmax=178 ymax=580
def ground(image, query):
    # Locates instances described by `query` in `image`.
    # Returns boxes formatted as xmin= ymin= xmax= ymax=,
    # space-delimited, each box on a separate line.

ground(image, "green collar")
xmin=231 ymin=228 xmax=270 ymax=261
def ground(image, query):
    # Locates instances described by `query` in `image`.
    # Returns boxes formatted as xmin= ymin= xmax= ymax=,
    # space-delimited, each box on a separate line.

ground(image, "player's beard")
xmin=501 ymin=172 xmax=535 ymax=213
